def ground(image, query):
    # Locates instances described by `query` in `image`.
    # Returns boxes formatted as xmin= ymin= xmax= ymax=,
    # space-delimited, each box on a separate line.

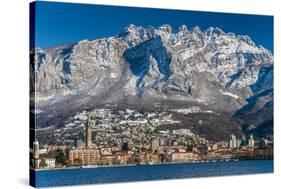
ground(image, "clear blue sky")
xmin=33 ymin=1 xmax=273 ymax=52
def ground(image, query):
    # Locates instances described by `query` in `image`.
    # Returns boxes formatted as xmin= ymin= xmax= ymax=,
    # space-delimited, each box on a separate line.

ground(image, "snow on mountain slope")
xmin=30 ymin=24 xmax=273 ymax=129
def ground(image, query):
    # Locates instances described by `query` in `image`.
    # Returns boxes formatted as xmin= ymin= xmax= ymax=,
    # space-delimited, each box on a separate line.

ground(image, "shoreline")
xmin=32 ymin=158 xmax=273 ymax=171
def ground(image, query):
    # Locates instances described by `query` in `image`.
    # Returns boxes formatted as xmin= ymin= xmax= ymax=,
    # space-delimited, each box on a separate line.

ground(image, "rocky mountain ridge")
xmin=30 ymin=24 xmax=273 ymax=136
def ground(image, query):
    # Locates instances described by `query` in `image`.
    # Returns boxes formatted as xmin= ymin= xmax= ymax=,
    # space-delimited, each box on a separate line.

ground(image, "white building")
xmin=172 ymin=129 xmax=194 ymax=137
xmin=229 ymin=134 xmax=237 ymax=149
xmin=44 ymin=158 xmax=56 ymax=168
xmin=151 ymin=138 xmax=160 ymax=151
xmin=38 ymin=148 xmax=47 ymax=155
xmin=33 ymin=140 xmax=39 ymax=159
xmin=248 ymin=134 xmax=255 ymax=148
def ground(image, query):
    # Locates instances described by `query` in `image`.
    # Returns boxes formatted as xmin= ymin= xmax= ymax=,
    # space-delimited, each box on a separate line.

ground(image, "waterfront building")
xmin=68 ymin=113 xmax=101 ymax=165
xmin=229 ymin=134 xmax=237 ymax=149
xmin=259 ymin=138 xmax=269 ymax=148
xmin=100 ymin=154 xmax=116 ymax=165
xmin=212 ymin=143 xmax=218 ymax=150
xmin=114 ymin=151 xmax=131 ymax=165
xmin=248 ymin=134 xmax=255 ymax=148
xmin=44 ymin=158 xmax=56 ymax=168
xmin=145 ymin=153 xmax=160 ymax=163
xmin=33 ymin=140 xmax=39 ymax=159
xmin=192 ymin=146 xmax=198 ymax=153
xmin=170 ymin=152 xmax=199 ymax=162
xmin=34 ymin=159 xmax=41 ymax=169
xmin=207 ymin=152 xmax=221 ymax=160
xmin=69 ymin=148 xmax=100 ymax=165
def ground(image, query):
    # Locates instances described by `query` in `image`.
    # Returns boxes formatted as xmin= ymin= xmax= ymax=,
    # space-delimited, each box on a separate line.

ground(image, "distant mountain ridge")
xmin=30 ymin=24 xmax=273 ymax=137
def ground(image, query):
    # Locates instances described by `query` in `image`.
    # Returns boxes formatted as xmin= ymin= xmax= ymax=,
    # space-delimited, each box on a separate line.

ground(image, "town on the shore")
xmin=31 ymin=108 xmax=273 ymax=169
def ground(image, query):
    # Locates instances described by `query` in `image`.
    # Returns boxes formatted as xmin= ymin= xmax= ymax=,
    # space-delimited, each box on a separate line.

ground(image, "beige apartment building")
xmin=170 ymin=152 xmax=199 ymax=162
xmin=69 ymin=148 xmax=100 ymax=165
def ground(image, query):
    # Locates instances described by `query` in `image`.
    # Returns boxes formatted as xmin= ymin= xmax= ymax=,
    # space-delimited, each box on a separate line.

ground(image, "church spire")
xmin=86 ymin=112 xmax=93 ymax=148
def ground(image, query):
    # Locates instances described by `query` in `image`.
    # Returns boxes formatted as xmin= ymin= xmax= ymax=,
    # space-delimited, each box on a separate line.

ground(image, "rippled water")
xmin=33 ymin=160 xmax=273 ymax=187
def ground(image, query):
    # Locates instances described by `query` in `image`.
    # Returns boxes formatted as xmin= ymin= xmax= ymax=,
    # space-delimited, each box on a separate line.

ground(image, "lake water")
xmin=33 ymin=160 xmax=273 ymax=187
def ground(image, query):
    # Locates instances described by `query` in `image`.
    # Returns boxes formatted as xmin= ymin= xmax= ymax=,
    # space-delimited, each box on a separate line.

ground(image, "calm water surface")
xmin=34 ymin=160 xmax=273 ymax=187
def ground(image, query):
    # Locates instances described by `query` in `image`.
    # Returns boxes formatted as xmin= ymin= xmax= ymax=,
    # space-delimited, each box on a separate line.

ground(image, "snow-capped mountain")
xmin=30 ymin=24 xmax=273 ymax=133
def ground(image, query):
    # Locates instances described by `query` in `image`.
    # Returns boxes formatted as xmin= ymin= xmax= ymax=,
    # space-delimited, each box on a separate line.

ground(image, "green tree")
xmin=55 ymin=149 xmax=66 ymax=165
xmin=39 ymin=159 xmax=47 ymax=168
xmin=47 ymin=149 xmax=66 ymax=166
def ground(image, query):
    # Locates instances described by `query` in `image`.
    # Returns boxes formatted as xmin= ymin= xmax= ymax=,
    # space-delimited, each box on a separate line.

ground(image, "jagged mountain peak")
xmin=30 ymin=24 xmax=273 ymax=140
xmin=158 ymin=24 xmax=173 ymax=34
xmin=237 ymin=35 xmax=256 ymax=47
xmin=31 ymin=24 xmax=273 ymax=123
xmin=192 ymin=25 xmax=202 ymax=33
xmin=178 ymin=24 xmax=189 ymax=33
xmin=124 ymin=24 xmax=144 ymax=34
xmin=205 ymin=27 xmax=225 ymax=36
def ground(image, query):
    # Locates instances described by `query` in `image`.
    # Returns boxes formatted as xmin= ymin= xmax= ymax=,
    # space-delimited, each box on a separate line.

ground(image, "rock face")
xmin=30 ymin=24 xmax=273 ymax=134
